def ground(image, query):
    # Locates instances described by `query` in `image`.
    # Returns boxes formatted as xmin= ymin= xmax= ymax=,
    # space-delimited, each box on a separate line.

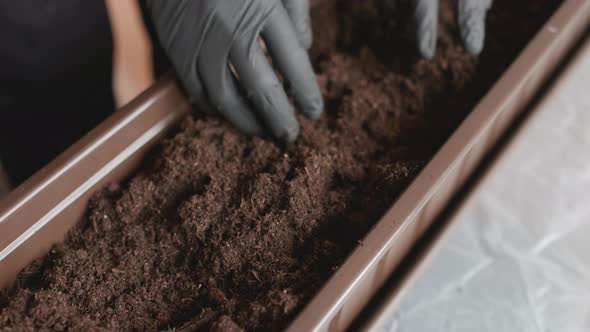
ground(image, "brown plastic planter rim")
xmin=1 ymin=1 xmax=589 ymax=330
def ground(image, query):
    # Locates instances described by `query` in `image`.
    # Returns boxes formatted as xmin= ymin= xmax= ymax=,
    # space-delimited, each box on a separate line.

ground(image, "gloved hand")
xmin=147 ymin=0 xmax=323 ymax=143
xmin=382 ymin=0 xmax=493 ymax=58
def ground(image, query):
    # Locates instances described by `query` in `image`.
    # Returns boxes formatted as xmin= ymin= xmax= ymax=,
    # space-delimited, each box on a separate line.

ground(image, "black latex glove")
xmin=383 ymin=0 xmax=492 ymax=58
xmin=147 ymin=0 xmax=323 ymax=143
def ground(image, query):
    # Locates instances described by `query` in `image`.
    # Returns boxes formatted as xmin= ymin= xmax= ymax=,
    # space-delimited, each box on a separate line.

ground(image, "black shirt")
xmin=0 ymin=0 xmax=114 ymax=184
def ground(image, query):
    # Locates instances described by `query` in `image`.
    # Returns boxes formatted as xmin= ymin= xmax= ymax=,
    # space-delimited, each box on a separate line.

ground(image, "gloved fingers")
xmin=148 ymin=0 xmax=216 ymax=114
xmin=263 ymin=5 xmax=324 ymax=120
xmin=230 ymin=39 xmax=300 ymax=143
xmin=196 ymin=20 xmax=265 ymax=136
xmin=281 ymin=0 xmax=313 ymax=49
xmin=179 ymin=68 xmax=216 ymax=115
xmin=202 ymin=66 xmax=266 ymax=136
xmin=456 ymin=0 xmax=492 ymax=55
xmin=413 ymin=0 xmax=439 ymax=59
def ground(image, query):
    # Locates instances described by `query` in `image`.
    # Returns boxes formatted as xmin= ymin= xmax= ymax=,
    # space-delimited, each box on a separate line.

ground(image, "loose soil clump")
xmin=0 ymin=0 xmax=560 ymax=330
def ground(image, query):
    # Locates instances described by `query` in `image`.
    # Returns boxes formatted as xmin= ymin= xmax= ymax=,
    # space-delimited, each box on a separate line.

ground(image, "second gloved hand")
xmin=382 ymin=0 xmax=493 ymax=58
xmin=148 ymin=0 xmax=323 ymax=143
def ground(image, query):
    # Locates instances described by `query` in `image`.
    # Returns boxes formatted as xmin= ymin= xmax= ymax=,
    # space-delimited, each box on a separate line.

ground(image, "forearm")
xmin=106 ymin=0 xmax=155 ymax=108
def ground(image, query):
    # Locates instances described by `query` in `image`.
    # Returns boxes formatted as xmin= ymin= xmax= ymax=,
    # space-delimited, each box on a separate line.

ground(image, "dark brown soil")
xmin=0 ymin=0 xmax=561 ymax=331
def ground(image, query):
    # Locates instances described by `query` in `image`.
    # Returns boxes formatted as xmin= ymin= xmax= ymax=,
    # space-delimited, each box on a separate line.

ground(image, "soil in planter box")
xmin=0 ymin=0 xmax=561 ymax=331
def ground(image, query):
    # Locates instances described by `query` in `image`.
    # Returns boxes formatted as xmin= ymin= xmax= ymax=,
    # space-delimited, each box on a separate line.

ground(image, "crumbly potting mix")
xmin=0 ymin=0 xmax=560 ymax=330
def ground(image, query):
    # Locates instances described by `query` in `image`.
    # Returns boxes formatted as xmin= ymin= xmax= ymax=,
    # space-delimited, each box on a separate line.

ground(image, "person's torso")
xmin=0 ymin=0 xmax=114 ymax=114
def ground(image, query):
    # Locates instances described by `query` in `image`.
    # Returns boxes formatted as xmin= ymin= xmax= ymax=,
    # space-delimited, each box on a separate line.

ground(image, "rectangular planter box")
xmin=361 ymin=29 xmax=590 ymax=332
xmin=1 ymin=1 xmax=589 ymax=330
